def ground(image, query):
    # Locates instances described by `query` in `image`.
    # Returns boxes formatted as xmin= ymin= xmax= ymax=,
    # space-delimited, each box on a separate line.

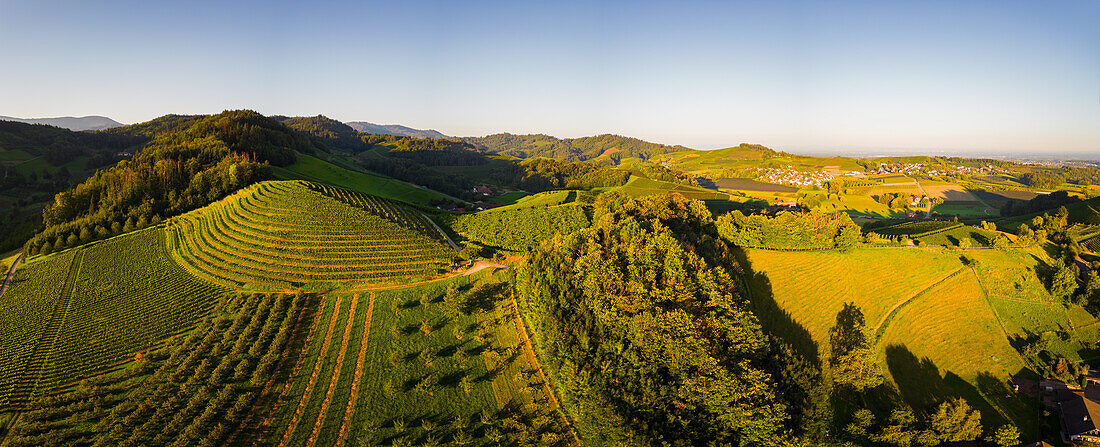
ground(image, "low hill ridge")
xmin=0 ymin=115 xmax=123 ymax=131
xmin=345 ymin=121 xmax=449 ymax=139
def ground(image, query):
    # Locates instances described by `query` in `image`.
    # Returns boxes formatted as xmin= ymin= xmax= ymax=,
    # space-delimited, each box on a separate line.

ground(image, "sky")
xmin=0 ymin=0 xmax=1097 ymax=154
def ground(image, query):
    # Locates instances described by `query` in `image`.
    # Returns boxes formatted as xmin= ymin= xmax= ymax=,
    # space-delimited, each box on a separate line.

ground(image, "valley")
xmin=0 ymin=111 xmax=1097 ymax=446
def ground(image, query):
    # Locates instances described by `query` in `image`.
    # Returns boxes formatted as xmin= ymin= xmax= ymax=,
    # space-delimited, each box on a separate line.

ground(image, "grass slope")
xmin=274 ymin=154 xmax=459 ymax=206
xmin=740 ymin=246 xmax=1097 ymax=437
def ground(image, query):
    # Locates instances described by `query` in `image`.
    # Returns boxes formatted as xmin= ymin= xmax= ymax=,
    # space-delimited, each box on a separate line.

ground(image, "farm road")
xmin=420 ymin=212 xmax=460 ymax=251
xmin=0 ymin=254 xmax=22 ymax=298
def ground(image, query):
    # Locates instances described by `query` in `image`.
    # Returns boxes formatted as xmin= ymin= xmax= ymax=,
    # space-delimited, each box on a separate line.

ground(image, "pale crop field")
xmin=743 ymin=247 xmax=964 ymax=350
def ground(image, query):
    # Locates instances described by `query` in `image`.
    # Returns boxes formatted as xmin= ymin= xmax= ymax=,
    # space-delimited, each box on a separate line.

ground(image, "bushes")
xmin=444 ymin=203 xmax=591 ymax=252
xmin=716 ymin=210 xmax=862 ymax=250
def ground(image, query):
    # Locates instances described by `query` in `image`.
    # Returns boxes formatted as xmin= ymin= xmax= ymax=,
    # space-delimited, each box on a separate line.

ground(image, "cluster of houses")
xmin=753 ymin=166 xmax=836 ymax=187
xmin=869 ymin=162 xmax=1007 ymax=177
xmin=1043 ymin=370 xmax=1100 ymax=444
xmin=869 ymin=163 xmax=926 ymax=175
xmin=908 ymin=194 xmax=936 ymax=207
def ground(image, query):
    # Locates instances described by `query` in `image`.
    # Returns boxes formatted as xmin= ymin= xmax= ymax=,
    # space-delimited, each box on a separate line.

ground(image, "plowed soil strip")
xmin=334 ymin=292 xmax=375 ymax=447
xmin=278 ymin=295 xmax=344 ymax=447
xmin=305 ymin=294 xmax=359 ymax=447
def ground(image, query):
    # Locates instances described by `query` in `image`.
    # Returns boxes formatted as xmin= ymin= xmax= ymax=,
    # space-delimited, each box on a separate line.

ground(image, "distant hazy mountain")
xmin=0 ymin=115 xmax=124 ymax=131
xmin=345 ymin=121 xmax=448 ymax=139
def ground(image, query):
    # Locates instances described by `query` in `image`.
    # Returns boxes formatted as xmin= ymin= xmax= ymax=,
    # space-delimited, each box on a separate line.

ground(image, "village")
xmin=753 ymin=166 xmax=837 ymax=187
xmin=869 ymin=162 xmax=1010 ymax=177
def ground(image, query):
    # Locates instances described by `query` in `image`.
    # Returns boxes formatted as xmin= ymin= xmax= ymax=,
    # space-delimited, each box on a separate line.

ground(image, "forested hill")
xmin=346 ymin=120 xmax=449 ymax=139
xmin=0 ymin=115 xmax=123 ymax=131
xmin=460 ymin=133 xmax=693 ymax=162
xmin=24 ymin=110 xmax=315 ymax=255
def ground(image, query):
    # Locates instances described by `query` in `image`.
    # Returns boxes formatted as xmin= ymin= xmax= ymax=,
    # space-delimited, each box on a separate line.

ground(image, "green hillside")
xmin=0 ymin=226 xmax=227 ymax=410
xmin=168 ymin=181 xmax=454 ymax=291
xmin=461 ymin=133 xmax=690 ymax=162
xmin=741 ymin=245 xmax=1099 ymax=440
xmin=273 ymin=154 xmax=460 ymax=206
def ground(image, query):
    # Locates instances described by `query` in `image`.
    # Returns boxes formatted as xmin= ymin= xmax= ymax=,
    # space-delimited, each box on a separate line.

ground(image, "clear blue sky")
xmin=1 ymin=0 xmax=1097 ymax=154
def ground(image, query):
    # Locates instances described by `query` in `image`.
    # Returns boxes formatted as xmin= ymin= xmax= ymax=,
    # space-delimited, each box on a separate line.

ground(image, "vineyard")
xmin=261 ymin=274 xmax=574 ymax=447
xmin=872 ymin=220 xmax=962 ymax=237
xmin=167 ymin=181 xmax=455 ymax=291
xmin=443 ymin=203 xmax=591 ymax=252
xmin=0 ymin=250 xmax=77 ymax=410
xmin=0 ymin=227 xmax=226 ymax=410
xmin=1 ymin=292 xmax=311 ymax=447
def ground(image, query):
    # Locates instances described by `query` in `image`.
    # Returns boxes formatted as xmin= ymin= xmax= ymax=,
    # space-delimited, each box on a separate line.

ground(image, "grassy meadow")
xmin=738 ymin=245 xmax=1098 ymax=438
xmin=274 ymin=154 xmax=457 ymax=206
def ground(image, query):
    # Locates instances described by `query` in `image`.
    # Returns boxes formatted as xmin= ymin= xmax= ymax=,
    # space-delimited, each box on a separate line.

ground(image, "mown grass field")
xmin=715 ymin=178 xmax=797 ymax=192
xmin=262 ymin=273 xmax=573 ymax=447
xmin=743 ymin=248 xmax=964 ymax=351
xmin=965 ymin=247 xmax=1100 ymax=364
xmin=740 ymin=246 xmax=1097 ymax=437
xmin=274 ymin=154 xmax=457 ymax=206
xmin=167 ymin=181 xmax=454 ymax=291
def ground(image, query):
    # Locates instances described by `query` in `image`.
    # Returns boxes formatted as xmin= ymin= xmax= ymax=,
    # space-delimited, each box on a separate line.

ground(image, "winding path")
xmin=872 ymin=267 xmax=965 ymax=342
xmin=0 ymin=254 xmax=23 ymax=298
xmin=420 ymin=212 xmax=460 ymax=251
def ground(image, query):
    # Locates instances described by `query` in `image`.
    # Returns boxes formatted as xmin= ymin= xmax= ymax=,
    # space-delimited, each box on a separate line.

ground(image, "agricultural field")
xmin=916 ymin=226 xmax=998 ymax=246
xmin=0 ymin=150 xmax=33 ymax=162
xmin=877 ymin=270 xmax=1032 ymax=433
xmin=167 ymin=181 xmax=455 ymax=291
xmin=964 ymin=247 xmax=1100 ymax=364
xmin=742 ymin=247 xmax=965 ymax=354
xmin=872 ymin=220 xmax=961 ymax=237
xmin=485 ymin=191 xmax=530 ymax=206
xmin=0 ymin=227 xmax=228 ymax=410
xmin=260 ymin=273 xmax=573 ymax=447
xmin=922 ymin=184 xmax=980 ymax=201
xmin=1 ymin=292 xmax=311 ymax=447
xmin=738 ymin=246 xmax=1097 ymax=438
xmin=931 ymin=200 xmax=998 ymax=217
xmin=489 ymin=190 xmax=576 ymax=211
xmin=274 ymin=154 xmax=457 ymax=206
xmin=602 ymin=176 xmax=729 ymax=201
xmin=714 ymin=178 xmax=797 ymax=192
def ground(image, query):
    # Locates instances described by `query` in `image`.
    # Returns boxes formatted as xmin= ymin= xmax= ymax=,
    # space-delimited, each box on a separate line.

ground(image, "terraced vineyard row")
xmin=0 ymin=227 xmax=228 ymax=410
xmin=1 ymin=293 xmax=312 ymax=447
xmin=167 ymin=181 xmax=455 ymax=291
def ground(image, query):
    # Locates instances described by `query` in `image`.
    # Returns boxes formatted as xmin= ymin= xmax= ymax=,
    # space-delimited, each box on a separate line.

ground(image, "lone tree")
xmin=1049 ymin=261 xmax=1079 ymax=302
xmin=988 ymin=423 xmax=1019 ymax=447
xmin=828 ymin=302 xmax=883 ymax=390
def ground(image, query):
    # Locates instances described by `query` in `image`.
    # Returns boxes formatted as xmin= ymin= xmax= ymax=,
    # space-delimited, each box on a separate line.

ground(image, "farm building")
xmin=1054 ymin=383 xmax=1100 ymax=443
